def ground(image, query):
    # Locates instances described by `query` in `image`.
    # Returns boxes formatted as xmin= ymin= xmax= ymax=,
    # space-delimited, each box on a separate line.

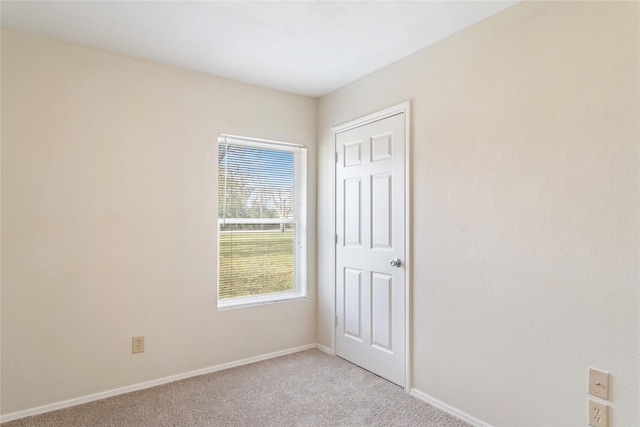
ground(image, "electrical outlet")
xmin=589 ymin=368 xmax=610 ymax=400
xmin=132 ymin=336 xmax=144 ymax=354
xmin=588 ymin=400 xmax=609 ymax=427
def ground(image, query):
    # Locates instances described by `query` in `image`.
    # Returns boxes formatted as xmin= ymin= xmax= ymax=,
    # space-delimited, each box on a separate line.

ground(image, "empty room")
xmin=1 ymin=1 xmax=638 ymax=426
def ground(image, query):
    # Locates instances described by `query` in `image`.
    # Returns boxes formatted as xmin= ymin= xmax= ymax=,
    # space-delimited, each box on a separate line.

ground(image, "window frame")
xmin=217 ymin=134 xmax=307 ymax=310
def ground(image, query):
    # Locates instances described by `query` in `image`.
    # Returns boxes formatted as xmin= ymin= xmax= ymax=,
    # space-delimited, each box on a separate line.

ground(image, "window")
xmin=217 ymin=134 xmax=307 ymax=308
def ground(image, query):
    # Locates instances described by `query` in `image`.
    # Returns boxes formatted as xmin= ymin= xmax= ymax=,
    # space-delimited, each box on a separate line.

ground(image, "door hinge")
xmin=335 ymin=152 xmax=338 ymax=163
xmin=335 ymin=314 xmax=338 ymax=326
xmin=335 ymin=234 xmax=338 ymax=244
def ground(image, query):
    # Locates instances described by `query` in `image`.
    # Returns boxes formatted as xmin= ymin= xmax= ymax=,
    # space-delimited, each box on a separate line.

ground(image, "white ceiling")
xmin=1 ymin=1 xmax=517 ymax=97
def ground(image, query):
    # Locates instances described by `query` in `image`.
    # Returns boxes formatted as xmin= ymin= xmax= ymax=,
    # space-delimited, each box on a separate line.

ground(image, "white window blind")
xmin=217 ymin=134 xmax=307 ymax=308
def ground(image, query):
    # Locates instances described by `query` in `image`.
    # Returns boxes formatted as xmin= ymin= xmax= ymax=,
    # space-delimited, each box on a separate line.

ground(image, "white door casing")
xmin=333 ymin=105 xmax=409 ymax=388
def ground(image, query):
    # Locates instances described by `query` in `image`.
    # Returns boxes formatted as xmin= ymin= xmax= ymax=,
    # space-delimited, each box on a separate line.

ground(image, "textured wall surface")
xmin=1 ymin=28 xmax=317 ymax=415
xmin=2 ymin=2 xmax=639 ymax=425
xmin=317 ymin=2 xmax=639 ymax=425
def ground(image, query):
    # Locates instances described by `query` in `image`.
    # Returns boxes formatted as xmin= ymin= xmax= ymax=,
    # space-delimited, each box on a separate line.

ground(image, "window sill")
xmin=217 ymin=292 xmax=306 ymax=310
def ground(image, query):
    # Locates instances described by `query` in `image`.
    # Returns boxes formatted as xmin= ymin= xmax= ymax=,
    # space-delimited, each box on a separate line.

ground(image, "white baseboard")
xmin=315 ymin=343 xmax=333 ymax=355
xmin=2 ymin=346 xmax=488 ymax=426
xmin=0 ymin=343 xmax=317 ymax=423
xmin=410 ymin=388 xmax=492 ymax=427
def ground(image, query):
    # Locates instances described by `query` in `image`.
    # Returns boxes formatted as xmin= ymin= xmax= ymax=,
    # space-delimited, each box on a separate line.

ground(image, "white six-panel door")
xmin=335 ymin=111 xmax=406 ymax=386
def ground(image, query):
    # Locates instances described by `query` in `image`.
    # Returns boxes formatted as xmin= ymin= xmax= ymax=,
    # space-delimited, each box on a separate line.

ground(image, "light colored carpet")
xmin=3 ymin=349 xmax=471 ymax=427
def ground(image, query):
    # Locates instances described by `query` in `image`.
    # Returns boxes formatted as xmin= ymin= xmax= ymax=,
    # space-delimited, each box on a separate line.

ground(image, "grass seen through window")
xmin=219 ymin=230 xmax=294 ymax=299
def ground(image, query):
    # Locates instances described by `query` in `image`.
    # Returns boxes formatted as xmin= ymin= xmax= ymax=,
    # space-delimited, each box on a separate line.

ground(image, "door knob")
xmin=390 ymin=258 xmax=402 ymax=268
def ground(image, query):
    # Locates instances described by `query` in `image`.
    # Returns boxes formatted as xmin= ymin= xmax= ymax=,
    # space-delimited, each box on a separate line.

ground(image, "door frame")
xmin=330 ymin=101 xmax=412 ymax=392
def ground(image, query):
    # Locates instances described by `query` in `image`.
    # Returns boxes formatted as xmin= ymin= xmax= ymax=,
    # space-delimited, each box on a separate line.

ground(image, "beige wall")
xmin=317 ymin=1 xmax=639 ymax=426
xmin=2 ymin=1 xmax=639 ymax=425
xmin=1 ymin=28 xmax=317 ymax=414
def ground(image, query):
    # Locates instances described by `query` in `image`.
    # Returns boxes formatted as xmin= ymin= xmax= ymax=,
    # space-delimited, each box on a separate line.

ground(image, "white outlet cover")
xmin=588 ymin=400 xmax=608 ymax=427
xmin=132 ymin=336 xmax=145 ymax=354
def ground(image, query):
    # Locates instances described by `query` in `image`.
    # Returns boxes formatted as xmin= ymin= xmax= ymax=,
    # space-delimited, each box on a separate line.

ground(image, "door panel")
xmin=371 ymin=173 xmax=392 ymax=248
xmin=371 ymin=132 xmax=393 ymax=161
xmin=344 ymin=268 xmax=362 ymax=340
xmin=344 ymin=178 xmax=362 ymax=246
xmin=371 ymin=272 xmax=393 ymax=351
xmin=335 ymin=112 xmax=405 ymax=386
xmin=344 ymin=139 xmax=363 ymax=167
